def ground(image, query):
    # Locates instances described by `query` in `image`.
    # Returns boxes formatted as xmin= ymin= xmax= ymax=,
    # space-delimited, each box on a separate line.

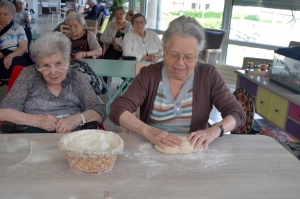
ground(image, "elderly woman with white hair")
xmin=0 ymin=31 xmax=106 ymax=133
xmin=110 ymin=16 xmax=245 ymax=150
xmin=84 ymin=0 xmax=100 ymax=20
xmin=0 ymin=1 xmax=28 ymax=80
xmin=65 ymin=12 xmax=102 ymax=59
xmin=13 ymin=0 xmax=31 ymax=26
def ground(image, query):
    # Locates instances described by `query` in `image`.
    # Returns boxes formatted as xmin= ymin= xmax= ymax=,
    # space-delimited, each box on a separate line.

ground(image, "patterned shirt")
xmin=0 ymin=65 xmax=107 ymax=122
xmin=70 ymin=31 xmax=90 ymax=58
xmin=0 ymin=23 xmax=27 ymax=51
xmin=149 ymin=66 xmax=194 ymax=133
xmin=13 ymin=11 xmax=31 ymax=26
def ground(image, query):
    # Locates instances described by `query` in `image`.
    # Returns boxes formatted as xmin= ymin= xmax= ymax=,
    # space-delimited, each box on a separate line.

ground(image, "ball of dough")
xmin=155 ymin=136 xmax=203 ymax=154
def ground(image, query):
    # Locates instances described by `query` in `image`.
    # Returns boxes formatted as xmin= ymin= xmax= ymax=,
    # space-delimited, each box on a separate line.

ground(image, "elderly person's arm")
xmin=73 ymin=31 xmax=102 ymax=59
xmin=3 ymin=39 xmax=27 ymax=69
xmin=100 ymin=22 xmax=114 ymax=45
xmin=55 ymin=70 xmax=106 ymax=132
xmin=25 ymin=10 xmax=31 ymax=24
xmin=147 ymin=32 xmax=163 ymax=63
xmin=123 ymin=32 xmax=146 ymax=61
xmin=0 ymin=68 xmax=58 ymax=131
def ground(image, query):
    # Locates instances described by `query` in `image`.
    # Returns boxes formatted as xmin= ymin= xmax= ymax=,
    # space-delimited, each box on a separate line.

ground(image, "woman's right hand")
xmin=0 ymin=52 xmax=4 ymax=59
xmin=144 ymin=128 xmax=182 ymax=149
xmin=36 ymin=114 xmax=58 ymax=132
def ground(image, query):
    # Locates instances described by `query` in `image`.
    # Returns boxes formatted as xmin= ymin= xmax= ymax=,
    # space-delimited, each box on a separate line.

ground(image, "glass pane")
xmin=226 ymin=44 xmax=274 ymax=67
xmin=145 ymin=0 xmax=225 ymax=30
xmin=230 ymin=6 xmax=300 ymax=46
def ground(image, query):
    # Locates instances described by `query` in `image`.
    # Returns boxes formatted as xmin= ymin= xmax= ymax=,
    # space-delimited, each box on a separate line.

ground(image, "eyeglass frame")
xmin=134 ymin=20 xmax=146 ymax=25
xmin=36 ymin=63 xmax=70 ymax=72
xmin=165 ymin=49 xmax=198 ymax=63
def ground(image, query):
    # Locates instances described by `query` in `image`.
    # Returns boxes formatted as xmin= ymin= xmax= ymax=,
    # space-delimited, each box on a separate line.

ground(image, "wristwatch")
xmin=213 ymin=122 xmax=224 ymax=137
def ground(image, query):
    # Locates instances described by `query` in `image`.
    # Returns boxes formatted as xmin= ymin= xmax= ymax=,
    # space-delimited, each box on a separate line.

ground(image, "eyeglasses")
xmin=134 ymin=21 xmax=145 ymax=25
xmin=166 ymin=51 xmax=197 ymax=63
xmin=36 ymin=64 xmax=69 ymax=72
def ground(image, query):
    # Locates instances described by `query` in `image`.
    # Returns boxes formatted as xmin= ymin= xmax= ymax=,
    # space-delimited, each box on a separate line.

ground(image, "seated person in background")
xmin=97 ymin=0 xmax=110 ymax=27
xmin=109 ymin=16 xmax=246 ymax=150
xmin=65 ymin=12 xmax=102 ymax=59
xmin=125 ymin=9 xmax=134 ymax=22
xmin=84 ymin=0 xmax=100 ymax=20
xmin=0 ymin=31 xmax=106 ymax=133
xmin=0 ymin=1 xmax=28 ymax=80
xmin=123 ymin=13 xmax=163 ymax=63
xmin=13 ymin=0 xmax=31 ymax=26
xmin=53 ymin=9 xmax=78 ymax=32
xmin=100 ymin=6 xmax=131 ymax=60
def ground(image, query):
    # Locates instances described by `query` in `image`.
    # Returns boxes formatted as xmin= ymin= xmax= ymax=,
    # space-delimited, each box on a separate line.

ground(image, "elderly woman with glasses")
xmin=109 ymin=16 xmax=245 ymax=150
xmin=100 ymin=6 xmax=131 ymax=60
xmin=0 ymin=31 xmax=106 ymax=133
xmin=123 ymin=13 xmax=163 ymax=63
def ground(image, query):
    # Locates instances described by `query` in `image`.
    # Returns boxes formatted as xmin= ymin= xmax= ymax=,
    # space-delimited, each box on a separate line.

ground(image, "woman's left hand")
xmin=56 ymin=114 xmax=81 ymax=133
xmin=148 ymin=53 xmax=161 ymax=62
xmin=188 ymin=127 xmax=220 ymax=150
xmin=113 ymin=44 xmax=122 ymax=51
xmin=74 ymin=52 xmax=87 ymax=59
xmin=4 ymin=54 xmax=14 ymax=69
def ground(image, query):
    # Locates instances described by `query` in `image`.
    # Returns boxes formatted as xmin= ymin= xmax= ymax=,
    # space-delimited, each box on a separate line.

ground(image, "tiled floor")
xmin=0 ymin=17 xmax=228 ymax=133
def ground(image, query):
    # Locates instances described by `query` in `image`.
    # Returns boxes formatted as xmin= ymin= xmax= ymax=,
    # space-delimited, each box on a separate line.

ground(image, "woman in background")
xmin=125 ymin=9 xmax=134 ymax=22
xmin=123 ymin=13 xmax=163 ymax=63
xmin=65 ymin=12 xmax=102 ymax=59
xmin=100 ymin=6 xmax=131 ymax=60
xmin=13 ymin=0 xmax=31 ymax=26
xmin=0 ymin=1 xmax=28 ymax=79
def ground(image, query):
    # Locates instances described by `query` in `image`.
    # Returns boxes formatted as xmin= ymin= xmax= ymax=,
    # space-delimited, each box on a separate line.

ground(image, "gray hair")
xmin=162 ymin=16 xmax=206 ymax=54
xmin=131 ymin=13 xmax=147 ymax=25
xmin=16 ymin=0 xmax=26 ymax=6
xmin=65 ymin=12 xmax=85 ymax=26
xmin=114 ymin=6 xmax=125 ymax=15
xmin=88 ymin=0 xmax=97 ymax=5
xmin=0 ymin=1 xmax=16 ymax=15
xmin=30 ymin=32 xmax=71 ymax=63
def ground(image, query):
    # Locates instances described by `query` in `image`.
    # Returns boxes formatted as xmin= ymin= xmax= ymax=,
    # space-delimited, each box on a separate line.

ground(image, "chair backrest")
xmin=99 ymin=15 xmax=110 ymax=34
xmin=78 ymin=5 xmax=85 ymax=14
xmin=202 ymin=28 xmax=227 ymax=65
xmin=289 ymin=41 xmax=300 ymax=47
xmin=7 ymin=66 xmax=25 ymax=93
xmin=60 ymin=24 xmax=97 ymax=36
xmin=242 ymin=57 xmax=273 ymax=70
xmin=66 ymin=2 xmax=76 ymax=9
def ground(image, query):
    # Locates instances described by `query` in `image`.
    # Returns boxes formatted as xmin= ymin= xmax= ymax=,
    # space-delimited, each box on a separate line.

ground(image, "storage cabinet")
xmin=256 ymin=87 xmax=272 ymax=118
xmin=269 ymin=94 xmax=288 ymax=128
xmin=235 ymin=70 xmax=300 ymax=142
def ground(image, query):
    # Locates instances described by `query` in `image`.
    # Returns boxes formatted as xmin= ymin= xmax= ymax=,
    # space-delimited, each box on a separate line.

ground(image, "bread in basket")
xmin=58 ymin=130 xmax=124 ymax=175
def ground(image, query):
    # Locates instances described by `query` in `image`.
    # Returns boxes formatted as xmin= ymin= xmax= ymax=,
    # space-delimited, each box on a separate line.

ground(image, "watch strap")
xmin=77 ymin=113 xmax=86 ymax=126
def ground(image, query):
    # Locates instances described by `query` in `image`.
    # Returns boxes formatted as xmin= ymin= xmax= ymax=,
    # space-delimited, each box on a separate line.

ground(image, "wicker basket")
xmin=58 ymin=130 xmax=124 ymax=175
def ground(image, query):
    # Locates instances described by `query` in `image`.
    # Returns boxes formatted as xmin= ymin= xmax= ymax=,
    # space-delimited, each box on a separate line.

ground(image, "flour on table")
xmin=155 ymin=136 xmax=203 ymax=154
xmin=67 ymin=132 xmax=114 ymax=152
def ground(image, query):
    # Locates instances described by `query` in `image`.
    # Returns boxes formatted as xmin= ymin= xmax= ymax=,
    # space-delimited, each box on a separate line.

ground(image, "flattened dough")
xmin=155 ymin=136 xmax=203 ymax=154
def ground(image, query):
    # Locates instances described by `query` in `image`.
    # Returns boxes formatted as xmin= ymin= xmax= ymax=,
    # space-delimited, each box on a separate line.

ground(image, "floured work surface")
xmin=1 ymin=133 xmax=300 ymax=199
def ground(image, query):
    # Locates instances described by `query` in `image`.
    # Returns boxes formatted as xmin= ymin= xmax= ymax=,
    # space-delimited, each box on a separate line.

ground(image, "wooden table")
xmin=1 ymin=133 xmax=300 ymax=199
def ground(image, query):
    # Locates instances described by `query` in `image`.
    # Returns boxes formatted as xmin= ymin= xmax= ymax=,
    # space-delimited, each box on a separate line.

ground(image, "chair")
xmin=78 ymin=5 xmax=85 ymax=14
xmin=288 ymin=41 xmax=300 ymax=47
xmin=60 ymin=24 xmax=97 ymax=38
xmin=98 ymin=15 xmax=110 ymax=34
xmin=203 ymin=28 xmax=227 ymax=66
xmin=39 ymin=1 xmax=59 ymax=24
xmin=242 ymin=57 xmax=272 ymax=70
xmin=120 ymin=62 xmax=150 ymax=133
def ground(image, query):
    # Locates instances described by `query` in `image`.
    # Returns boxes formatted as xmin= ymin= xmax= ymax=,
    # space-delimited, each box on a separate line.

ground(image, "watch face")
xmin=231 ymin=88 xmax=255 ymax=134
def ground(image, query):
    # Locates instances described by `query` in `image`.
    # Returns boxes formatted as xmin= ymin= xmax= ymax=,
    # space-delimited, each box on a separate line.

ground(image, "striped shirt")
xmin=149 ymin=66 xmax=194 ymax=133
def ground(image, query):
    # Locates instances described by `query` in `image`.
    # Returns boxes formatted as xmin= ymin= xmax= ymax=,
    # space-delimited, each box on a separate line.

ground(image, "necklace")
xmin=169 ymin=79 xmax=185 ymax=99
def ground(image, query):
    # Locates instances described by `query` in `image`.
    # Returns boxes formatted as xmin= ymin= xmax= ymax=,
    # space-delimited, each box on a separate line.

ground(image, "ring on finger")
xmin=62 ymin=128 xmax=68 ymax=133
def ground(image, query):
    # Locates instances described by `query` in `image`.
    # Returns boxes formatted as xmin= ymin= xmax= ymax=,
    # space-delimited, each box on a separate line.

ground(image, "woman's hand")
xmin=188 ymin=126 xmax=220 ymax=150
xmin=148 ymin=53 xmax=161 ymax=62
xmin=144 ymin=128 xmax=182 ymax=149
xmin=0 ymin=52 xmax=4 ymax=59
xmin=113 ymin=44 xmax=122 ymax=51
xmin=36 ymin=114 xmax=58 ymax=132
xmin=4 ymin=54 xmax=14 ymax=69
xmin=56 ymin=114 xmax=81 ymax=133
xmin=112 ymin=37 xmax=116 ymax=44
xmin=74 ymin=52 xmax=87 ymax=59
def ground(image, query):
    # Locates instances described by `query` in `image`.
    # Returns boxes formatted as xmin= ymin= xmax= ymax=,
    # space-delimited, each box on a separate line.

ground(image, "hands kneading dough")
xmin=155 ymin=136 xmax=204 ymax=154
